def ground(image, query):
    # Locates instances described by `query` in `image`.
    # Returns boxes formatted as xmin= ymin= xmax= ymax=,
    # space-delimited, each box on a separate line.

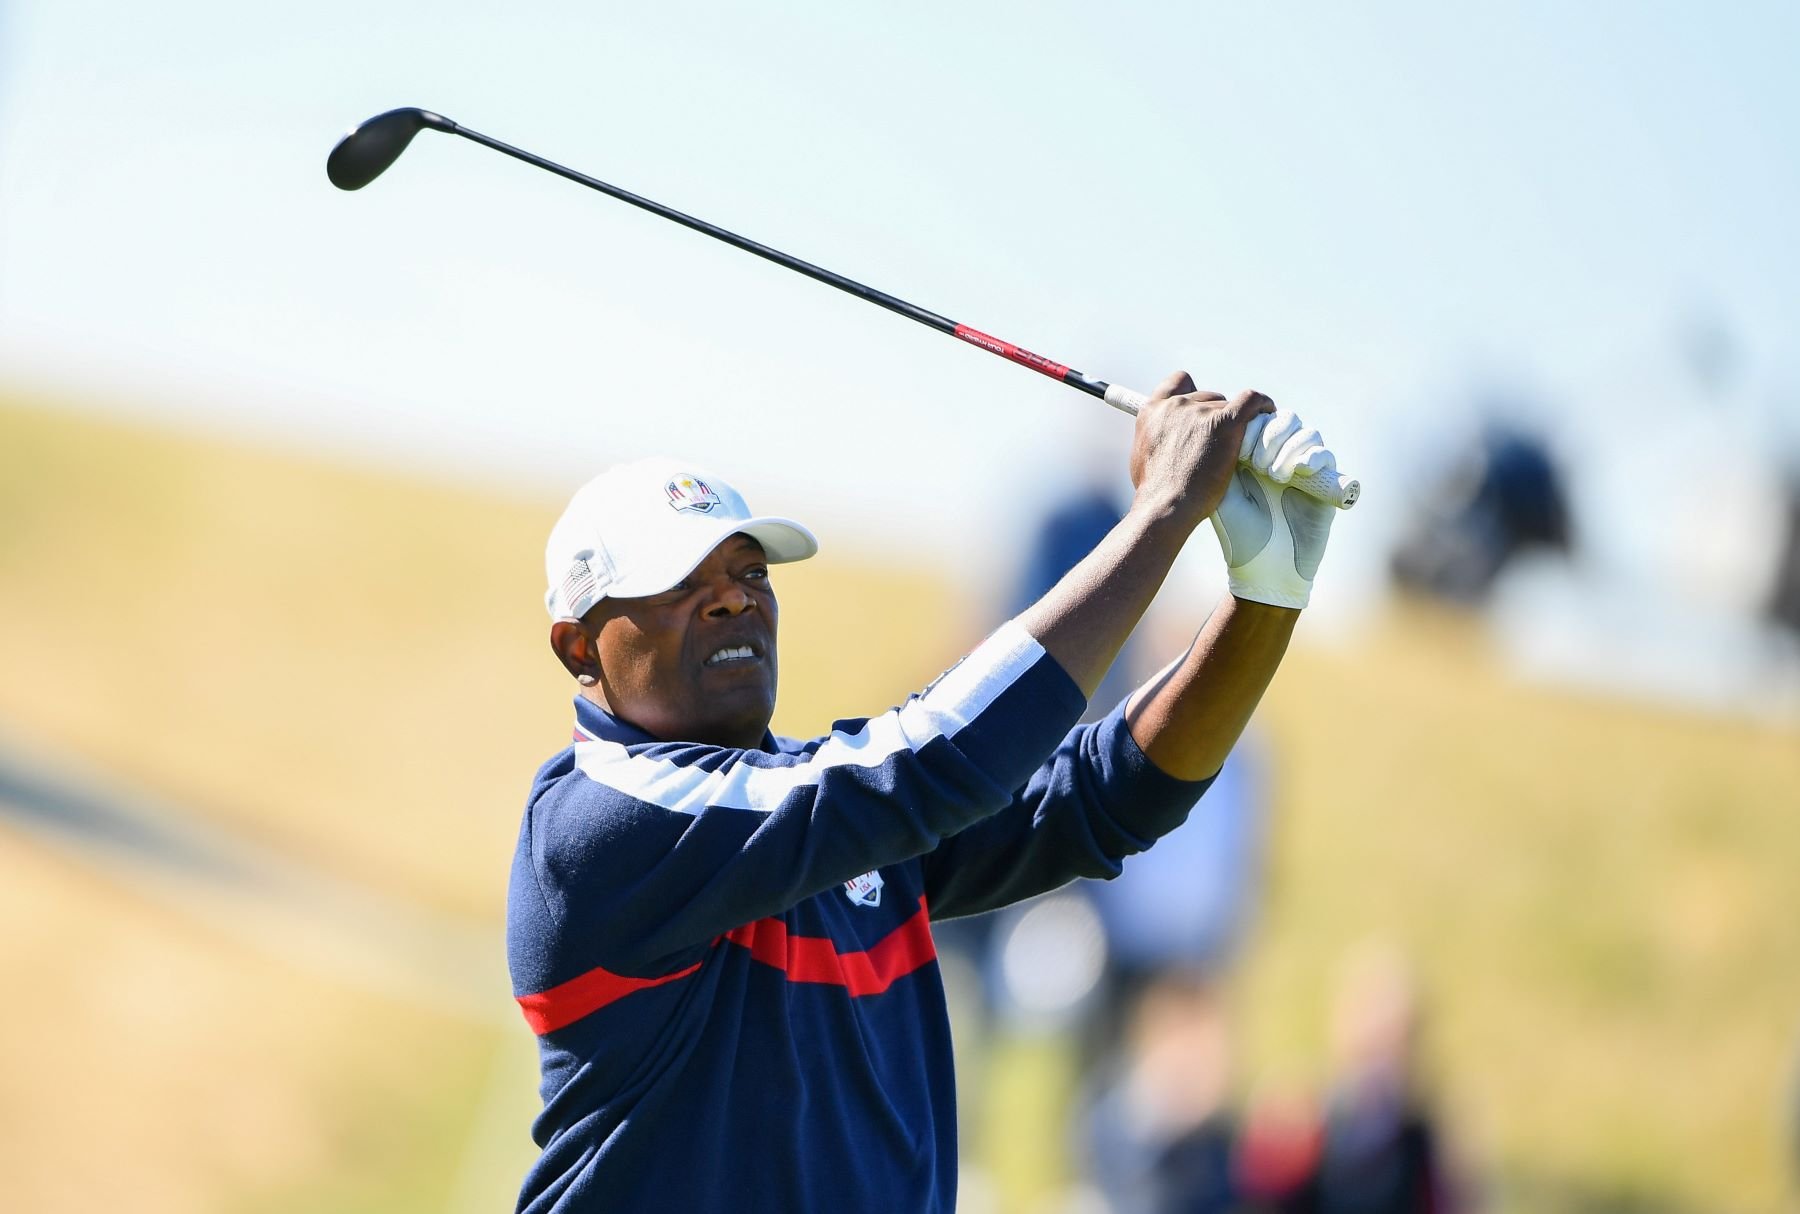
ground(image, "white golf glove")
xmin=1210 ymin=409 xmax=1338 ymax=609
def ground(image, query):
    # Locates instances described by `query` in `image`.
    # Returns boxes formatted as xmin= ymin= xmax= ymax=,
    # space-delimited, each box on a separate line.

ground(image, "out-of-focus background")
xmin=3 ymin=2 xmax=1798 ymax=1211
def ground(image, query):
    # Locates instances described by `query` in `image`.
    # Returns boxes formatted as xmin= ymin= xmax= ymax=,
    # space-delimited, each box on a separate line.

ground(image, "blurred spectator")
xmin=1084 ymin=973 xmax=1243 ymax=1214
xmin=1788 ymin=1027 xmax=1800 ymax=1202
xmin=1012 ymin=474 xmax=1268 ymax=995
xmin=1312 ymin=944 xmax=1460 ymax=1214
xmin=1017 ymin=481 xmax=1147 ymax=715
xmin=948 ymin=468 xmax=1276 ymax=1214
xmin=1766 ymin=473 xmax=1800 ymax=638
xmin=1088 ymin=966 xmax=1474 ymax=1214
xmin=931 ymin=478 xmax=1138 ymax=1032
xmin=945 ymin=473 xmax=1269 ymax=1041
xmin=1390 ymin=425 xmax=1570 ymax=604
xmin=1072 ymin=746 xmax=1269 ymax=1211
xmin=1236 ymin=1084 xmax=1324 ymax=1213
xmin=1088 ymin=739 xmax=1265 ymax=1003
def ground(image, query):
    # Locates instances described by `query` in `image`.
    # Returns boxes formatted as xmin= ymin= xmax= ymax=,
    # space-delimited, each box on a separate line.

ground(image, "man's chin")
xmin=695 ymin=684 xmax=777 ymax=749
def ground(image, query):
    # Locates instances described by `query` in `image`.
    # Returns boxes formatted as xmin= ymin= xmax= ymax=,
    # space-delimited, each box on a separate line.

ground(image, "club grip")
xmin=1102 ymin=383 xmax=1361 ymax=510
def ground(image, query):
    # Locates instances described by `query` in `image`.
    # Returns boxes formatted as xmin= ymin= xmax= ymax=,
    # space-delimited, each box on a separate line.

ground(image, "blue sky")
xmin=2 ymin=1 xmax=1796 ymax=619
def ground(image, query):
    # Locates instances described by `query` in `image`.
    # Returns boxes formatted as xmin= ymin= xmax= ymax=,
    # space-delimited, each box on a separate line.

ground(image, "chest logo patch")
xmin=842 ymin=870 xmax=884 ymax=908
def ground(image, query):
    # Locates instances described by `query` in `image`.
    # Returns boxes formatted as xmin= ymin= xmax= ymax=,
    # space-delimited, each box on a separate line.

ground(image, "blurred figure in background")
xmin=1788 ymin=1027 xmax=1800 ymax=1209
xmin=930 ymin=474 xmax=1136 ymax=1037
xmin=1087 ymin=741 xmax=1265 ymax=1020
xmin=941 ymin=464 xmax=1268 ymax=1028
xmin=994 ymin=465 xmax=1270 ymax=1019
xmin=1389 ymin=422 xmax=1571 ymax=606
xmin=1236 ymin=1083 xmax=1325 ymax=1213
xmin=1018 ymin=478 xmax=1151 ymax=716
xmin=1084 ymin=973 xmax=1242 ymax=1214
xmin=944 ymin=453 xmax=1274 ymax=1213
xmin=1234 ymin=945 xmax=1465 ymax=1214
xmin=1312 ymin=943 xmax=1460 ymax=1214
xmin=1393 ymin=317 xmax=1800 ymax=718
xmin=1765 ymin=471 xmax=1800 ymax=641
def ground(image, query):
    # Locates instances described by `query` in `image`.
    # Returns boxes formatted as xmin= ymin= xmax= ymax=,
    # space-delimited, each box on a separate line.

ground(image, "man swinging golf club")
xmin=506 ymin=373 xmax=1343 ymax=1213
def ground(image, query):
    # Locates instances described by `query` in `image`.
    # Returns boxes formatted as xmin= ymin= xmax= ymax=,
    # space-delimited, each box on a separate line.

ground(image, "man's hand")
xmin=1013 ymin=371 xmax=1267 ymax=699
xmin=1210 ymin=409 xmax=1338 ymax=609
xmin=1128 ymin=372 xmax=1277 ymax=532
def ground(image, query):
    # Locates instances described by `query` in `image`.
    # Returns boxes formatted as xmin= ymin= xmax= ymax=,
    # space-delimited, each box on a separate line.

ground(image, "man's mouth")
xmin=705 ymin=644 xmax=760 ymax=667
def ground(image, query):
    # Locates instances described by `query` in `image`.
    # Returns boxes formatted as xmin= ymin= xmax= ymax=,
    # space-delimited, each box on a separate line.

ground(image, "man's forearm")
xmin=1124 ymin=596 xmax=1298 ymax=781
xmin=1012 ymin=372 xmax=1292 ymax=706
xmin=1013 ymin=504 xmax=1192 ymax=699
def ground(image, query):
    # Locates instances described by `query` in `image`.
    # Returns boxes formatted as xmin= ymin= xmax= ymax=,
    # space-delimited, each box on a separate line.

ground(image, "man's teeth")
xmin=706 ymin=646 xmax=756 ymax=666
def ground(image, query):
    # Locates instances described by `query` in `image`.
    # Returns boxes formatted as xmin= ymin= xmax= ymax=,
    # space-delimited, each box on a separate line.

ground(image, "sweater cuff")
xmin=1091 ymin=699 xmax=1218 ymax=840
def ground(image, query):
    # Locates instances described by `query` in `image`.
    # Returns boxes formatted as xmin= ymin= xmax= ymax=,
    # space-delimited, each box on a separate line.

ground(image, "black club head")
xmin=326 ymin=108 xmax=456 ymax=190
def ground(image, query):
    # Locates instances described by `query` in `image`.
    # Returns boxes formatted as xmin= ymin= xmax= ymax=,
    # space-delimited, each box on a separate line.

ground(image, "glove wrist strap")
xmin=1225 ymin=577 xmax=1312 ymax=611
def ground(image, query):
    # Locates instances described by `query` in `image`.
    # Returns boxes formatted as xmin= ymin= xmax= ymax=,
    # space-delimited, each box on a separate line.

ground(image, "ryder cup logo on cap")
xmin=544 ymin=456 xmax=819 ymax=619
xmin=665 ymin=474 xmax=722 ymax=514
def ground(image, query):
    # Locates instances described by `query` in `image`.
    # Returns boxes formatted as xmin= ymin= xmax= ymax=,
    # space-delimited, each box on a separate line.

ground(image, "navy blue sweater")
xmin=505 ymin=622 xmax=1214 ymax=1212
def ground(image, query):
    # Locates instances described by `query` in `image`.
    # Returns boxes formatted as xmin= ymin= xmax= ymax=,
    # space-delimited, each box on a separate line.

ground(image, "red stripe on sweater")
xmin=515 ymin=896 xmax=935 ymax=1035
xmin=724 ymin=896 xmax=935 ymax=996
xmin=517 ymin=958 xmax=704 ymax=1035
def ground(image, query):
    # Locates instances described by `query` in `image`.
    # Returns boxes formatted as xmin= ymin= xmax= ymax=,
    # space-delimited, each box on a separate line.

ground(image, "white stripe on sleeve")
xmin=572 ymin=620 xmax=1046 ymax=816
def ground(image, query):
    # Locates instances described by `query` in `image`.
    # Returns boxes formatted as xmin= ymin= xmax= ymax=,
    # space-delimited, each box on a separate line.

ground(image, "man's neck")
xmin=576 ymin=691 xmax=773 ymax=751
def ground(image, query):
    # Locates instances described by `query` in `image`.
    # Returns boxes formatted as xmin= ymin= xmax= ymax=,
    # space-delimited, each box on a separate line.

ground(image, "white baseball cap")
xmin=544 ymin=457 xmax=818 ymax=619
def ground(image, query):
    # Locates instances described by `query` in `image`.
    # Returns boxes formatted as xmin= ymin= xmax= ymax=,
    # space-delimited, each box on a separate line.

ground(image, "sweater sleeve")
xmin=520 ymin=621 xmax=1085 ymax=972
xmin=919 ymin=698 xmax=1217 ymax=921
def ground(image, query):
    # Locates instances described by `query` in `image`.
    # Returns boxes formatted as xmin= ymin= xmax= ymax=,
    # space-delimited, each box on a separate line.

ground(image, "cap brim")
xmin=607 ymin=515 xmax=818 ymax=599
xmin=739 ymin=516 xmax=818 ymax=564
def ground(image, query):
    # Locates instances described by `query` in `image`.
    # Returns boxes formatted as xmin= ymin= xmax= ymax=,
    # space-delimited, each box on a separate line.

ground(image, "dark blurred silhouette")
xmin=1006 ymin=476 xmax=1267 ymax=1025
xmin=941 ymin=470 xmax=1277 ymax=1211
xmin=944 ymin=476 xmax=1269 ymax=1036
xmin=1088 ymin=741 xmax=1264 ymax=1008
xmin=1788 ymin=1027 xmax=1800 ymax=1203
xmin=1390 ymin=425 xmax=1571 ymax=604
xmin=1017 ymin=484 xmax=1147 ymax=715
xmin=1311 ymin=945 xmax=1460 ymax=1214
xmin=932 ymin=482 xmax=1140 ymax=1034
xmin=1084 ymin=973 xmax=1244 ymax=1214
xmin=1767 ymin=473 xmax=1800 ymax=638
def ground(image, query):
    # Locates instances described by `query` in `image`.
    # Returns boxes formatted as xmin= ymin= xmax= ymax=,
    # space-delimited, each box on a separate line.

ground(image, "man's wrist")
xmin=1226 ymin=591 xmax=1305 ymax=616
xmin=1122 ymin=498 xmax=1202 ymax=556
xmin=1130 ymin=486 xmax=1219 ymax=542
xmin=1226 ymin=579 xmax=1311 ymax=611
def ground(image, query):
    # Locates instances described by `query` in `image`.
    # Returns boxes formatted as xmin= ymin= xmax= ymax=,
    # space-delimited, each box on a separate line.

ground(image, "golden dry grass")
xmin=2 ymin=390 xmax=1796 ymax=1211
xmin=0 ymin=828 xmax=494 ymax=1213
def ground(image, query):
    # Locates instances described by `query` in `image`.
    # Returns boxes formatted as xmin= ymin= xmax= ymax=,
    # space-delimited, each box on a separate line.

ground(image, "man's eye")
xmin=744 ymin=567 xmax=769 ymax=582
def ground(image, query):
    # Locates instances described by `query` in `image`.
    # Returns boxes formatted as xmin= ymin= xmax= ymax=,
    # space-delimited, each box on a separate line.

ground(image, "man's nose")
xmin=701 ymin=582 xmax=755 ymax=618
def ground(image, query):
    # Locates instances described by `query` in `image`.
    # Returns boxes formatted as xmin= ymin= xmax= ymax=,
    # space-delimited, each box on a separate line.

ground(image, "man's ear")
xmin=550 ymin=619 xmax=601 ymax=686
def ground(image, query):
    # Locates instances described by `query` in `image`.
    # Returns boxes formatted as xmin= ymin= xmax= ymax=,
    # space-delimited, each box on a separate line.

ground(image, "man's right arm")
xmin=523 ymin=619 xmax=1086 ymax=970
xmin=1015 ymin=373 xmax=1275 ymax=695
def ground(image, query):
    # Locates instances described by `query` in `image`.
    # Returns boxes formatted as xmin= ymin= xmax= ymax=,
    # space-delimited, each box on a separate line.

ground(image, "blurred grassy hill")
xmin=1 ymin=390 xmax=1796 ymax=1212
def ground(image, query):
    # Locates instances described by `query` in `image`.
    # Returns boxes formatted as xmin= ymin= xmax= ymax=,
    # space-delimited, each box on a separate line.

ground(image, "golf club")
xmin=327 ymin=107 xmax=1359 ymax=509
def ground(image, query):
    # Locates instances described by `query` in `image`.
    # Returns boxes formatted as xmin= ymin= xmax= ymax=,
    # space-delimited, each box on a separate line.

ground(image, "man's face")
xmin=585 ymin=533 xmax=779 ymax=748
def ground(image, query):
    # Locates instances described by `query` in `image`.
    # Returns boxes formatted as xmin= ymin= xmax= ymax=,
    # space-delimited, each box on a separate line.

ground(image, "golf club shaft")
xmin=451 ymin=128 xmax=1116 ymax=391
xmin=439 ymin=119 xmax=1358 ymax=508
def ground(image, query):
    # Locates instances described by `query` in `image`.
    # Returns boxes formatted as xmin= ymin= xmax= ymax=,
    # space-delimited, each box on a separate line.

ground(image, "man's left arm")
xmin=922 ymin=408 xmax=1339 ymax=917
xmin=1129 ymin=405 xmax=1339 ymax=778
xmin=919 ymin=598 xmax=1288 ymax=919
xmin=919 ymin=681 xmax=1213 ymax=920
xmin=1122 ymin=596 xmax=1295 ymax=781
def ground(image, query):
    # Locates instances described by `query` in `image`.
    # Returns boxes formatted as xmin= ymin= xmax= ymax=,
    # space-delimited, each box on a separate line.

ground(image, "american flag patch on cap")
xmin=559 ymin=559 xmax=600 ymax=616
